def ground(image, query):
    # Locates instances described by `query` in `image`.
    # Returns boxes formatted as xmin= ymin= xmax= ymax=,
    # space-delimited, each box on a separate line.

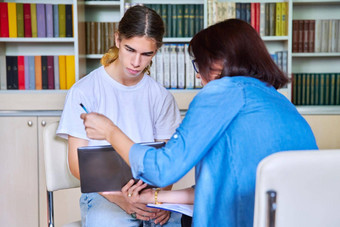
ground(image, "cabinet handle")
xmin=41 ymin=120 xmax=46 ymax=127
xmin=27 ymin=121 xmax=33 ymax=127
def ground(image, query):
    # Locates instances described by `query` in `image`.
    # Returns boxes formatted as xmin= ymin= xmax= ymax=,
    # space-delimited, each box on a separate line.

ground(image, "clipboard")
xmin=77 ymin=142 xmax=165 ymax=193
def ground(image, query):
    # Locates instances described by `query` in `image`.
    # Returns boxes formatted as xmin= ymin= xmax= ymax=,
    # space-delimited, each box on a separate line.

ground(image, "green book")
xmin=305 ymin=74 xmax=310 ymax=105
xmin=194 ymin=5 xmax=200 ymax=35
xmin=59 ymin=4 xmax=66 ymax=37
xmin=296 ymin=73 xmax=301 ymax=105
xmin=167 ymin=5 xmax=172 ymax=37
xmin=161 ymin=5 xmax=168 ymax=37
xmin=292 ymin=74 xmax=297 ymax=105
xmin=324 ymin=74 xmax=330 ymax=105
xmin=301 ymin=73 xmax=306 ymax=105
xmin=310 ymin=73 xmax=315 ymax=105
xmin=177 ymin=5 xmax=184 ymax=37
xmin=314 ymin=73 xmax=320 ymax=105
xmin=183 ymin=5 xmax=190 ymax=37
xmin=319 ymin=74 xmax=325 ymax=105
xmin=16 ymin=3 xmax=24 ymax=37
xmin=188 ymin=5 xmax=195 ymax=37
xmin=336 ymin=73 xmax=340 ymax=105
xmin=31 ymin=3 xmax=37 ymax=37
xmin=330 ymin=73 xmax=336 ymax=105
xmin=171 ymin=5 xmax=177 ymax=37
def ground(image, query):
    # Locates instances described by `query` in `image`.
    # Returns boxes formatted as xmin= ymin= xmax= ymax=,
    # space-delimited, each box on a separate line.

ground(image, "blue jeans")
xmin=80 ymin=193 xmax=182 ymax=227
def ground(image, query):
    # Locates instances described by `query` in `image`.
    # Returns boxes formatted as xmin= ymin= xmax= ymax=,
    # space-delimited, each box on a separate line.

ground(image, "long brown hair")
xmin=101 ymin=5 xmax=164 ymax=75
xmin=189 ymin=19 xmax=288 ymax=89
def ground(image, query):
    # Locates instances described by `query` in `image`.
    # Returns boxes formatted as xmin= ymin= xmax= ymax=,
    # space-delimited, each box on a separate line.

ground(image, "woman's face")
xmin=196 ymin=60 xmax=224 ymax=86
xmin=115 ymin=34 xmax=157 ymax=78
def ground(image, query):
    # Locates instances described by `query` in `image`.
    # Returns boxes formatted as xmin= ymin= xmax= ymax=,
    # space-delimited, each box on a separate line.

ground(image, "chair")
xmin=253 ymin=149 xmax=340 ymax=227
xmin=43 ymin=121 xmax=81 ymax=227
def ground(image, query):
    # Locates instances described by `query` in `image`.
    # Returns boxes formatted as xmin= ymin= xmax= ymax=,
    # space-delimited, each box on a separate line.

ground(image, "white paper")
xmin=147 ymin=203 xmax=194 ymax=217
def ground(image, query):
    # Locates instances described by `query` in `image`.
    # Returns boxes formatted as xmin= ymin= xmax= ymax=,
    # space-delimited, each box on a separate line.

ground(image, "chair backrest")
xmin=253 ymin=149 xmax=340 ymax=227
xmin=43 ymin=121 xmax=80 ymax=192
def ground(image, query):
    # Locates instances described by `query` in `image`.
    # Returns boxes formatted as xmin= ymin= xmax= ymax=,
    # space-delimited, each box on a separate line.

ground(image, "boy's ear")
xmin=114 ymin=33 xmax=120 ymax=48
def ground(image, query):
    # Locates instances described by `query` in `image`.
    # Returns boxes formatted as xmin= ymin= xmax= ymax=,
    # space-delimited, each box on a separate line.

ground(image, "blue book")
xmin=24 ymin=56 xmax=29 ymax=89
xmin=53 ymin=4 xmax=59 ymax=37
xmin=54 ymin=55 xmax=59 ymax=89
xmin=28 ymin=56 xmax=35 ymax=89
xmin=36 ymin=4 xmax=46 ymax=37
xmin=45 ymin=4 xmax=53 ymax=37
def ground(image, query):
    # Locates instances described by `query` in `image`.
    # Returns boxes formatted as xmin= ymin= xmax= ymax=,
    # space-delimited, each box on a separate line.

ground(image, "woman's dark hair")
xmin=101 ymin=5 xmax=164 ymax=74
xmin=189 ymin=19 xmax=288 ymax=89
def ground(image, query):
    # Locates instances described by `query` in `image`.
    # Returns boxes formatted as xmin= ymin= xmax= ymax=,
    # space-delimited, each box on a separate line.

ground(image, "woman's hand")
xmin=80 ymin=112 xmax=116 ymax=141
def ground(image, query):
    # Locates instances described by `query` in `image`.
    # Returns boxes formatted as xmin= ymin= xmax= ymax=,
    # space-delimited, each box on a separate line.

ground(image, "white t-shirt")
xmin=57 ymin=66 xmax=181 ymax=146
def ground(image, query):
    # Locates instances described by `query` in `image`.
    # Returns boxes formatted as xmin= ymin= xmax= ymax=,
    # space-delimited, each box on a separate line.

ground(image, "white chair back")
xmin=43 ymin=121 xmax=80 ymax=191
xmin=254 ymin=149 xmax=340 ymax=227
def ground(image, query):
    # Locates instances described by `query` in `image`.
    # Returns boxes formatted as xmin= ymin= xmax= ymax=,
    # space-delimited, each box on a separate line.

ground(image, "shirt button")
xmin=173 ymin=134 xmax=178 ymax=139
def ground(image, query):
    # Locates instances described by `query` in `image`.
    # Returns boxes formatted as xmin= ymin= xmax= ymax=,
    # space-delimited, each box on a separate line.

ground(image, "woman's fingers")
xmin=154 ymin=210 xmax=170 ymax=225
xmin=121 ymin=179 xmax=135 ymax=193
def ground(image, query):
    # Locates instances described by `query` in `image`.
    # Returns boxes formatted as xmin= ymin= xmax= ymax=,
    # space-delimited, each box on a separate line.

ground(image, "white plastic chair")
xmin=254 ymin=149 xmax=340 ymax=227
xmin=43 ymin=121 xmax=81 ymax=227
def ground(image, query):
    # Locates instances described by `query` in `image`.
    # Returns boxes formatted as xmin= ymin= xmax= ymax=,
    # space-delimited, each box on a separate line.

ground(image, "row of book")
xmin=292 ymin=73 xmax=340 ymax=106
xmin=292 ymin=19 xmax=340 ymax=53
xmin=207 ymin=1 xmax=288 ymax=36
xmin=149 ymin=44 xmax=201 ymax=89
xmin=86 ymin=22 xmax=117 ymax=55
xmin=270 ymin=50 xmax=288 ymax=76
xmin=1 ymin=55 xmax=75 ymax=90
xmin=0 ymin=2 xmax=73 ymax=38
xmin=125 ymin=4 xmax=204 ymax=38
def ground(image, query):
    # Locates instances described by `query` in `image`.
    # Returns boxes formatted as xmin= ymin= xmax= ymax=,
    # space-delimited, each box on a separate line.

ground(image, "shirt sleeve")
xmin=56 ymin=86 xmax=91 ymax=140
xmin=153 ymin=92 xmax=181 ymax=140
xmin=129 ymin=81 xmax=245 ymax=187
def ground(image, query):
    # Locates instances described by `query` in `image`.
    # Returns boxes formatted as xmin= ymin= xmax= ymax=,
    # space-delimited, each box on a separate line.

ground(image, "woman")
xmin=57 ymin=5 xmax=182 ymax=227
xmin=81 ymin=19 xmax=318 ymax=226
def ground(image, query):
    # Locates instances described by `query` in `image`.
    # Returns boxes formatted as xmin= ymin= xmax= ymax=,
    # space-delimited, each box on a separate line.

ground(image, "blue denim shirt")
xmin=130 ymin=76 xmax=318 ymax=227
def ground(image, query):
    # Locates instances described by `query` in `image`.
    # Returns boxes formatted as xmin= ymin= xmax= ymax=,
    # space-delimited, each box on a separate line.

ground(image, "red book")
xmin=250 ymin=3 xmax=256 ymax=30
xmin=0 ymin=2 xmax=9 ymax=37
xmin=255 ymin=3 xmax=260 ymax=33
xmin=292 ymin=20 xmax=299 ymax=52
xmin=303 ymin=20 xmax=309 ymax=53
xmin=23 ymin=4 xmax=32 ymax=37
xmin=17 ymin=56 xmax=25 ymax=90
xmin=47 ymin=56 xmax=55 ymax=89
xmin=309 ymin=20 xmax=315 ymax=52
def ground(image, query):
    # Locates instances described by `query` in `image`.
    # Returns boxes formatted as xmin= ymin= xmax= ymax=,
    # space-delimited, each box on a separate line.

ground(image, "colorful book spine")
xmin=59 ymin=4 xmax=66 ymax=37
xmin=54 ymin=56 xmax=59 ymax=89
xmin=41 ymin=56 xmax=48 ymax=89
xmin=0 ymin=2 xmax=9 ymax=37
xmin=28 ymin=56 xmax=35 ymax=90
xmin=177 ymin=44 xmax=185 ymax=89
xmin=53 ymin=4 xmax=59 ymax=37
xmin=8 ymin=3 xmax=17 ymax=38
xmin=36 ymin=4 xmax=46 ymax=37
xmin=65 ymin=55 xmax=75 ymax=89
xmin=45 ymin=4 xmax=54 ymax=37
xmin=17 ymin=56 xmax=25 ymax=90
xmin=16 ymin=3 xmax=24 ymax=38
xmin=35 ymin=56 xmax=42 ymax=90
xmin=7 ymin=56 xmax=18 ymax=89
xmin=23 ymin=4 xmax=32 ymax=37
xmin=24 ymin=56 xmax=29 ymax=89
xmin=30 ymin=3 xmax=37 ymax=37
xmin=0 ymin=54 xmax=6 ymax=89
xmin=170 ymin=44 xmax=177 ymax=89
xmin=59 ymin=55 xmax=66 ymax=89
xmin=47 ymin=56 xmax=54 ymax=89
xmin=65 ymin=4 xmax=73 ymax=37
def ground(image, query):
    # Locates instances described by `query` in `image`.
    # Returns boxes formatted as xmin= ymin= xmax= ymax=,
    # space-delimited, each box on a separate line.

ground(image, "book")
xmin=59 ymin=4 xmax=66 ymax=37
xmin=23 ymin=4 xmax=32 ymax=37
xmin=54 ymin=56 xmax=59 ymax=89
xmin=59 ymin=55 xmax=66 ymax=89
xmin=65 ymin=4 xmax=73 ymax=37
xmin=6 ymin=56 xmax=18 ymax=89
xmin=41 ymin=56 xmax=48 ymax=89
xmin=0 ymin=2 xmax=9 ymax=37
xmin=170 ymin=44 xmax=177 ymax=89
xmin=177 ymin=44 xmax=185 ymax=89
xmin=320 ymin=20 xmax=329 ymax=53
xmin=281 ymin=2 xmax=288 ymax=36
xmin=30 ymin=3 xmax=37 ymax=37
xmin=47 ymin=56 xmax=54 ymax=89
xmin=45 ymin=4 xmax=54 ymax=37
xmin=16 ymin=3 xmax=24 ymax=38
xmin=147 ymin=203 xmax=193 ymax=217
xmin=17 ymin=56 xmax=25 ymax=90
xmin=185 ymin=43 xmax=194 ymax=89
xmin=177 ymin=5 xmax=184 ymax=37
xmin=8 ymin=2 xmax=17 ymax=38
xmin=36 ymin=4 xmax=46 ymax=37
xmin=0 ymin=54 xmax=6 ymax=89
xmin=314 ymin=20 xmax=322 ymax=53
xmin=28 ymin=56 xmax=35 ymax=90
xmin=53 ymin=4 xmax=59 ymax=37
xmin=162 ymin=44 xmax=170 ymax=89
xmin=65 ymin=55 xmax=75 ymax=89
xmin=268 ymin=3 xmax=276 ymax=36
xmin=171 ymin=4 xmax=177 ymax=37
xmin=303 ymin=20 xmax=309 ymax=53
xmin=150 ymin=55 xmax=157 ymax=82
xmin=156 ymin=49 xmax=164 ymax=86
xmin=275 ymin=2 xmax=282 ymax=36
xmin=35 ymin=55 xmax=42 ymax=90
xmin=292 ymin=20 xmax=298 ymax=52
xmin=309 ymin=20 xmax=315 ymax=52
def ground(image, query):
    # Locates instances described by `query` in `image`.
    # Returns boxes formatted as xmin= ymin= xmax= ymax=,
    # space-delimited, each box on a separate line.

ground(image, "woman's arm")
xmin=80 ymin=112 xmax=133 ymax=165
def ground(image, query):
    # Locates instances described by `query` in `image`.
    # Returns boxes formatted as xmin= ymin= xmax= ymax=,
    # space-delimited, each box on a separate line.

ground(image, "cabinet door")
xmin=38 ymin=117 xmax=81 ymax=227
xmin=0 ymin=116 xmax=39 ymax=227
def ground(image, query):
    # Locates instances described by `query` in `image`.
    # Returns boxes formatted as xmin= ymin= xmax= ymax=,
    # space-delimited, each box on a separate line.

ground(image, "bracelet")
xmin=154 ymin=188 xmax=162 ymax=205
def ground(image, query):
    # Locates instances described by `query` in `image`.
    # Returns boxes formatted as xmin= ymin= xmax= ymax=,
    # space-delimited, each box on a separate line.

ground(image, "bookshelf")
xmin=291 ymin=0 xmax=340 ymax=109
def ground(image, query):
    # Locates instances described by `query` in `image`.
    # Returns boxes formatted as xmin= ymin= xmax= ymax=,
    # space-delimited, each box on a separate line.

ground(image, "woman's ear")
xmin=115 ymin=32 xmax=120 ymax=48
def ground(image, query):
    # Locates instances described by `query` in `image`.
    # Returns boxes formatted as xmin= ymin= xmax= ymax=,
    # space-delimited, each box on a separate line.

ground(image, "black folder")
xmin=77 ymin=142 xmax=165 ymax=193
